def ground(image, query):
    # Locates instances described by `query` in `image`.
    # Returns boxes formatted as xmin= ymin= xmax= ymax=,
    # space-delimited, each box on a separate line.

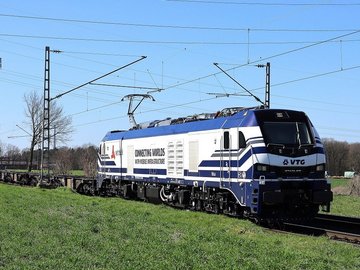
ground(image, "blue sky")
xmin=0 ymin=0 xmax=360 ymax=150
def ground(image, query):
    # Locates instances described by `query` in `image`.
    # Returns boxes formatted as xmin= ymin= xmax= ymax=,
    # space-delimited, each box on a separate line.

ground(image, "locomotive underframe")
xmin=77 ymin=177 xmax=243 ymax=216
xmin=77 ymin=175 xmax=332 ymax=221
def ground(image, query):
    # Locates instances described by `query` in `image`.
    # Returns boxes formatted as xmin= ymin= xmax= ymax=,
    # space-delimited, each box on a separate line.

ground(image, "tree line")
xmin=323 ymin=139 xmax=360 ymax=177
xmin=0 ymin=142 xmax=98 ymax=177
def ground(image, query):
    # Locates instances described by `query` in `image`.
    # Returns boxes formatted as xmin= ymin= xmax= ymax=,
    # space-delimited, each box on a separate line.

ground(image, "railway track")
xmin=281 ymin=214 xmax=360 ymax=245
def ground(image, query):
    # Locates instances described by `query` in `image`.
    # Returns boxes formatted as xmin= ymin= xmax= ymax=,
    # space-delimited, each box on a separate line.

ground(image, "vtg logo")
xmin=283 ymin=159 xmax=305 ymax=166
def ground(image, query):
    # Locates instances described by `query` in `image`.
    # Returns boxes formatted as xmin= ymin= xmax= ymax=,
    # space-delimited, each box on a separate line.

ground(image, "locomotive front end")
xmin=250 ymin=109 xmax=333 ymax=220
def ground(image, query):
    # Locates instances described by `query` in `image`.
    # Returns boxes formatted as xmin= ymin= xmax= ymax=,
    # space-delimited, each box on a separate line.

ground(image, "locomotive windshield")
xmin=262 ymin=121 xmax=313 ymax=146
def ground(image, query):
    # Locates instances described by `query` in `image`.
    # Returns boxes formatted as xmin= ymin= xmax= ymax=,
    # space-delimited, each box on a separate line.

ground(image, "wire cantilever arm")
xmin=51 ymin=56 xmax=147 ymax=101
xmin=213 ymin=62 xmax=265 ymax=106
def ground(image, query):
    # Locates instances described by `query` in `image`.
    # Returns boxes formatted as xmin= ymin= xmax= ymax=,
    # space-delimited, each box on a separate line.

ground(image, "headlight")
xmin=256 ymin=164 xmax=269 ymax=172
xmin=316 ymin=164 xmax=325 ymax=171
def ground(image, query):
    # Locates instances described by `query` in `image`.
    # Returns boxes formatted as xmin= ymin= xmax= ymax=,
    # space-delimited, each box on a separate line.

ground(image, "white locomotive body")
xmin=95 ymin=107 xmax=332 ymax=220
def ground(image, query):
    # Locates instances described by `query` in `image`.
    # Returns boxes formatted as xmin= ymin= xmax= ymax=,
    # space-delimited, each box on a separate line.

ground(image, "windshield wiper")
xmin=298 ymin=143 xmax=313 ymax=149
xmin=267 ymin=143 xmax=285 ymax=149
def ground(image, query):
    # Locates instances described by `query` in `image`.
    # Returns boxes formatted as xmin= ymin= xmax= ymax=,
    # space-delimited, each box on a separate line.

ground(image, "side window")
xmin=99 ymin=144 xmax=102 ymax=154
xmin=224 ymin=131 xmax=230 ymax=149
xmin=238 ymin=131 xmax=246 ymax=149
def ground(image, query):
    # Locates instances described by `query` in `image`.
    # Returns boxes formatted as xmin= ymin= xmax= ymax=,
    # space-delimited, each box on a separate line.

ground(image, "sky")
xmin=0 ymin=0 xmax=360 ymax=150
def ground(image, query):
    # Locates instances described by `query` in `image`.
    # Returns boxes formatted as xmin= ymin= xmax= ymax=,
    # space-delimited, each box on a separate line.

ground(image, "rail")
xmin=281 ymin=214 xmax=360 ymax=245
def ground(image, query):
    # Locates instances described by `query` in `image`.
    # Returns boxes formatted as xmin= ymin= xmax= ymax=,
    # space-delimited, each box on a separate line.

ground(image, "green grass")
xmin=329 ymin=195 xmax=360 ymax=217
xmin=330 ymin=178 xmax=349 ymax=188
xmin=67 ymin=170 xmax=85 ymax=176
xmin=7 ymin=169 xmax=85 ymax=176
xmin=327 ymin=177 xmax=360 ymax=217
xmin=0 ymin=183 xmax=359 ymax=270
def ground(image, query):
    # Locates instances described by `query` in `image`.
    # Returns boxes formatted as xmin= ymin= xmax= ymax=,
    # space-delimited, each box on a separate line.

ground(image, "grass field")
xmin=330 ymin=178 xmax=349 ymax=188
xmin=329 ymin=195 xmax=360 ymax=217
xmin=0 ymin=183 xmax=359 ymax=270
xmin=10 ymin=169 xmax=85 ymax=176
xmin=328 ymin=178 xmax=360 ymax=217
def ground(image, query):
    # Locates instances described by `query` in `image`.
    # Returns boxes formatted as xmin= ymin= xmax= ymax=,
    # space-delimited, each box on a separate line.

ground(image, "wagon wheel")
xmin=82 ymin=183 xmax=94 ymax=195
xmin=4 ymin=174 xmax=12 ymax=183
xmin=75 ymin=183 xmax=84 ymax=194
xmin=29 ymin=176 xmax=39 ymax=186
xmin=19 ymin=174 xmax=30 ymax=185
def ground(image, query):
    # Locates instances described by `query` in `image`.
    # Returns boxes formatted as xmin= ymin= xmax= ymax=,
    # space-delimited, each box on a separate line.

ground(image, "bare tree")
xmin=80 ymin=144 xmax=98 ymax=178
xmin=52 ymin=147 xmax=72 ymax=175
xmin=5 ymin=144 xmax=21 ymax=162
xmin=348 ymin=143 xmax=360 ymax=173
xmin=24 ymin=91 xmax=42 ymax=172
xmin=0 ymin=140 xmax=4 ymax=157
xmin=323 ymin=138 xmax=350 ymax=176
xmin=23 ymin=90 xmax=74 ymax=172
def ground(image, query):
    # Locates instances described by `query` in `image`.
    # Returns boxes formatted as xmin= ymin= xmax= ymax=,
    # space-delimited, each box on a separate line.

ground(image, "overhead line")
xmin=74 ymin=95 xmax=360 ymax=128
xmin=75 ymin=96 xmax=218 ymax=127
xmin=271 ymin=101 xmax=360 ymax=116
xmin=226 ymin=29 xmax=360 ymax=72
xmin=248 ymin=64 xmax=360 ymax=94
xmin=89 ymin=82 xmax=162 ymax=91
xmin=167 ymin=0 xmax=360 ymax=6
xmin=2 ymin=46 xmax=359 ymax=111
xmin=69 ymin=100 xmax=124 ymax=117
xmin=2 ymin=28 xmax=359 ymax=125
xmin=2 ymin=33 xmax=360 ymax=45
xmin=0 ymin=33 xmax=249 ymax=44
xmin=60 ymin=51 xmax=143 ymax=57
xmin=1 ymin=13 xmax=359 ymax=32
xmin=164 ymin=29 xmax=360 ymax=91
xmin=0 ymin=13 xmax=246 ymax=31
xmin=69 ymin=65 xmax=360 ymax=126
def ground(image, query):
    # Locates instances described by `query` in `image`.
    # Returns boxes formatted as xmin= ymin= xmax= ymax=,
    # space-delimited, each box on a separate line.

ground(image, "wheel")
xmin=213 ymin=203 xmax=220 ymax=214
xmin=195 ymin=200 xmax=202 ymax=211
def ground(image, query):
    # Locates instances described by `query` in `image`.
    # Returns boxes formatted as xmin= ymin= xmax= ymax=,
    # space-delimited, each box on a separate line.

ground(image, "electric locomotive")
xmin=94 ymin=106 xmax=332 ymax=221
